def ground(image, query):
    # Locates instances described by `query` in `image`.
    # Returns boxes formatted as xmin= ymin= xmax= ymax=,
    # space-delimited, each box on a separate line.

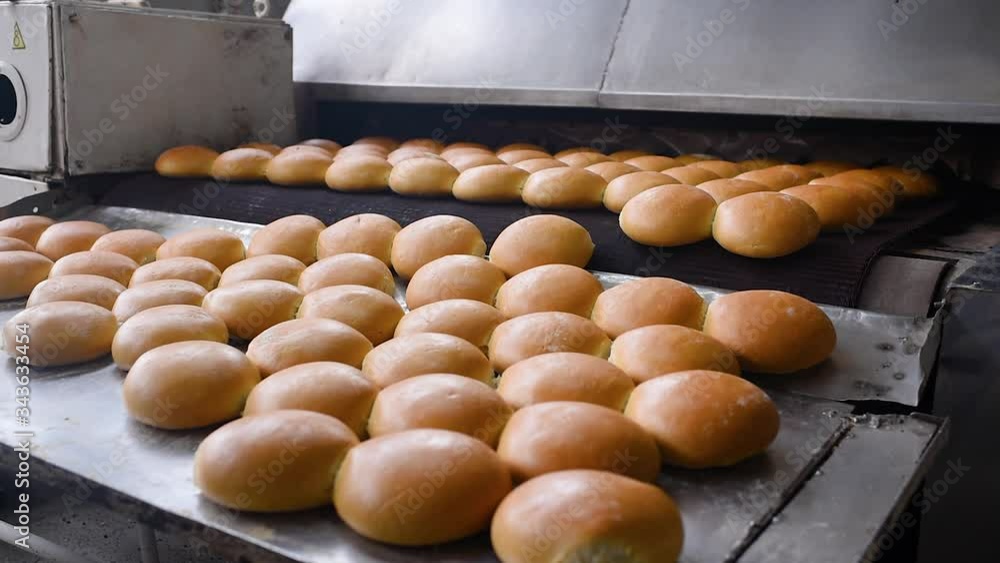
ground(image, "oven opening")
xmin=0 ymin=74 xmax=17 ymax=126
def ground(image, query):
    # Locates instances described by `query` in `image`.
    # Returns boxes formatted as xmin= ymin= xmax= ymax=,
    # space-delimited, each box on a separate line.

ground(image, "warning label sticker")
xmin=13 ymin=22 xmax=25 ymax=50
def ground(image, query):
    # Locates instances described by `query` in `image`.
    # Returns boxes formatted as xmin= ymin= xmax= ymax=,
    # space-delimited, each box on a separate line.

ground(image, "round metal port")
xmin=0 ymin=61 xmax=27 ymax=141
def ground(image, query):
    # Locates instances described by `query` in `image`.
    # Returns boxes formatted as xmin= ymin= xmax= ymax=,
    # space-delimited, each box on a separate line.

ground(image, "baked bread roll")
xmin=362 ymin=333 xmax=494 ymax=388
xmin=265 ymin=149 xmax=333 ymax=186
xmin=129 ymin=256 xmax=221 ymax=290
xmin=803 ymin=160 xmax=857 ymax=177
xmin=325 ymin=155 xmax=392 ymax=191
xmin=154 ymin=145 xmax=220 ymax=178
xmin=368 ymin=373 xmax=512 ymax=446
xmin=335 ymin=144 xmax=389 ymax=159
xmin=441 ymin=147 xmax=494 ymax=162
xmin=242 ymin=361 xmax=377 ymax=437
xmin=674 ymin=153 xmax=715 ymax=164
xmin=626 ymin=370 xmax=779 ymax=468
xmin=334 ymin=429 xmax=511 ymax=546
xmin=201 ymin=279 xmax=303 ymax=340
xmin=280 ymin=145 xmax=338 ymax=158
xmin=247 ymin=214 xmax=325 ymax=265
xmin=50 ymin=251 xmax=138 ymax=286
xmin=27 ymin=274 xmax=125 ymax=310
xmin=317 ymin=214 xmax=400 ymax=265
xmin=399 ymin=138 xmax=444 ymax=153
xmin=299 ymin=138 xmax=342 ymax=155
xmin=619 ymin=185 xmax=718 ymax=246
xmin=352 ymin=136 xmax=399 ymax=151
xmin=663 ymin=165 xmax=721 ymax=185
xmin=488 ymin=312 xmax=610 ymax=372
xmin=809 ymin=176 xmax=894 ymax=215
xmin=497 ymin=401 xmax=660 ymax=482
xmin=696 ymin=178 xmax=770 ymax=203
xmin=3 ymin=302 xmax=116 ymax=367
xmin=452 ymin=164 xmax=528 ymax=202
xmin=498 ymin=149 xmax=551 ymax=164
xmin=610 ymin=324 xmax=740 ymax=383
xmin=390 ymin=215 xmax=486 ymax=280
xmin=494 ymin=264 xmax=602 ymax=318
xmin=585 ymin=161 xmax=640 ymax=182
xmin=609 ymin=149 xmax=652 ymax=161
xmin=238 ymin=142 xmax=282 ymax=155
xmin=738 ymin=157 xmax=785 ymax=171
xmin=387 ymin=148 xmax=441 ymax=166
xmin=514 ymin=158 xmax=568 ymax=173
xmin=195 ymin=410 xmax=359 ymax=512
xmin=442 ymin=141 xmax=491 ymax=154
xmin=218 ymin=254 xmax=305 ymax=287
xmin=90 ymin=229 xmax=165 ymax=265
xmin=393 ymin=299 xmax=504 ymax=349
xmin=873 ymin=165 xmax=938 ymax=199
xmin=123 ymin=341 xmax=259 ymax=429
xmin=112 ymin=304 xmax=228 ymax=370
xmin=496 ymin=143 xmax=545 ymax=155
xmin=521 ymin=167 xmax=606 ymax=208
xmin=603 ymin=170 xmax=679 ymax=213
xmin=0 ymin=237 xmax=34 ymax=252
xmin=0 ymin=215 xmax=55 ymax=246
xmin=826 ymin=169 xmax=901 ymax=195
xmin=781 ymin=184 xmax=869 ymax=231
xmin=34 ymin=220 xmax=111 ymax=261
xmin=491 ymin=469 xmax=684 ymax=563
xmin=703 ymin=289 xmax=836 ymax=373
xmin=553 ymin=147 xmax=598 ymax=159
xmin=690 ymin=160 xmax=743 ymax=178
xmin=712 ymin=192 xmax=820 ymax=258
xmin=211 ymin=148 xmax=273 ymax=182
xmin=388 ymin=157 xmax=459 ymax=196
xmin=497 ymin=352 xmax=634 ymax=411
xmin=489 ymin=215 xmax=594 ymax=276
xmin=405 ymin=255 xmax=506 ymax=310
xmin=591 ymin=277 xmax=705 ymax=338
xmin=112 ymin=279 xmax=207 ymax=323
xmin=624 ymin=155 xmax=680 ymax=172
xmin=558 ymin=152 xmax=612 ymax=168
xmin=298 ymin=253 xmax=395 ymax=295
xmin=297 ymin=284 xmax=403 ymax=345
xmin=447 ymin=151 xmax=506 ymax=172
xmin=247 ymin=318 xmax=372 ymax=376
xmin=156 ymin=228 xmax=246 ymax=271
xmin=0 ymin=251 xmax=53 ymax=299
xmin=736 ymin=165 xmax=818 ymax=190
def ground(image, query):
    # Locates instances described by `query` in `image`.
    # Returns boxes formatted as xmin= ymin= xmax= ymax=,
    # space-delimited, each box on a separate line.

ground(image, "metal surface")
xmin=0 ymin=174 xmax=48 ymax=208
xmin=0 ymin=2 xmax=52 ymax=172
xmin=856 ymin=255 xmax=951 ymax=317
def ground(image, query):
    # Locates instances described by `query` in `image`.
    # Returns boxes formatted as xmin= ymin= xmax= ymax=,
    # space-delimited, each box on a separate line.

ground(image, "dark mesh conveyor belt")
xmin=97 ymin=174 xmax=960 ymax=307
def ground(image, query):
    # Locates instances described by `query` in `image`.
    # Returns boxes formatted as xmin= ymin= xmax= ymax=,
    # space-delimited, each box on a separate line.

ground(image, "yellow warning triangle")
xmin=13 ymin=23 xmax=25 ymax=50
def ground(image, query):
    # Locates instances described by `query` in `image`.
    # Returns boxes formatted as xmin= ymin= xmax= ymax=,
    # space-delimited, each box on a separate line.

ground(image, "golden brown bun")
xmin=499 ymin=149 xmax=552 ymax=164
xmin=405 ymin=255 xmax=506 ymax=310
xmin=317 ymin=214 xmax=401 ymax=265
xmin=90 ymin=229 xmax=165 ymax=265
xmin=603 ymin=170 xmax=679 ymax=213
xmin=129 ymin=256 xmax=221 ymax=290
xmin=808 ymin=176 xmax=893 ymax=216
xmin=280 ymin=145 xmax=337 ymax=160
xmin=558 ymin=152 xmax=612 ymax=168
xmin=781 ymin=184 xmax=869 ymax=232
xmin=124 ymin=341 xmax=259 ymax=429
xmin=352 ymin=136 xmax=400 ymax=151
xmin=299 ymin=138 xmax=342 ymax=155
xmin=442 ymin=141 xmax=491 ymax=154
xmin=491 ymin=469 xmax=684 ymax=563
xmin=34 ymin=221 xmax=111 ymax=261
xmin=0 ymin=237 xmax=34 ymax=252
xmin=242 ymin=361 xmax=377 ymax=437
xmin=488 ymin=312 xmax=610 ymax=372
xmin=238 ymin=142 xmax=282 ymax=155
xmin=3 ymin=301 xmax=116 ymax=367
xmin=447 ymin=152 xmax=506 ymax=172
xmin=803 ymin=160 xmax=857 ymax=177
xmin=156 ymin=228 xmax=246 ymax=271
xmin=712 ymin=192 xmax=820 ymax=258
xmin=619 ymin=185 xmax=718 ymax=246
xmin=27 ymin=274 xmax=125 ymax=310
xmin=591 ymin=277 xmax=705 ymax=338
xmin=325 ymin=155 xmax=392 ymax=191
xmin=363 ymin=333 xmax=494 ymax=388
xmin=201 ymin=280 xmax=303 ymax=340
xmin=399 ymin=138 xmax=444 ymax=153
xmin=674 ymin=153 xmax=715 ymax=164
xmin=489 ymin=215 xmax=594 ymax=276
xmin=297 ymin=284 xmax=403 ymax=345
xmin=497 ymin=352 xmax=634 ymax=411
xmin=368 ymin=374 xmax=511 ymax=446
xmin=394 ymin=299 xmax=505 ymax=349
xmin=112 ymin=279 xmax=207 ymax=323
xmin=219 ymin=254 xmax=305 ymax=287
xmin=735 ymin=166 xmax=810 ymax=190
xmin=625 ymin=155 xmax=680 ymax=171
xmin=826 ymin=169 xmax=901 ymax=195
xmin=211 ymin=148 xmax=273 ymax=182
xmin=0 ymin=215 xmax=55 ymax=246
xmin=610 ymin=324 xmax=740 ymax=383
xmin=873 ymin=165 xmax=938 ymax=198
xmin=696 ymin=178 xmax=770 ymax=203
xmin=49 ymin=251 xmax=138 ymax=286
xmin=585 ymin=161 xmax=640 ymax=182
xmin=496 ymin=143 xmax=546 ymax=155
xmin=452 ymin=164 xmax=528 ymax=202
xmin=336 ymin=145 xmax=391 ymax=160
xmin=521 ymin=167 xmax=606 ymax=208
xmin=703 ymin=290 xmax=836 ymax=373
xmin=247 ymin=214 xmax=325 ymax=265
xmin=155 ymin=145 xmax=220 ymax=178
xmin=440 ymin=147 xmax=494 ymax=162
xmin=738 ymin=157 xmax=785 ymax=171
xmin=497 ymin=401 xmax=660 ymax=482
xmin=390 ymin=215 xmax=486 ymax=280
xmin=663 ymin=164 xmax=721 ymax=185
xmin=0 ymin=251 xmax=52 ymax=299
xmin=247 ymin=318 xmax=372 ymax=377
xmin=626 ymin=370 xmax=779 ymax=468
xmin=298 ymin=253 xmax=395 ymax=295
xmin=553 ymin=147 xmax=598 ymax=159
xmin=195 ymin=410 xmax=358 ymax=512
xmin=495 ymin=264 xmax=602 ymax=318
xmin=334 ymin=429 xmax=511 ymax=546
xmin=609 ymin=149 xmax=652 ymax=161
xmin=388 ymin=157 xmax=459 ymax=196
xmin=112 ymin=304 xmax=228 ymax=370
xmin=387 ymin=148 xmax=441 ymax=166
xmin=690 ymin=160 xmax=743 ymax=178
xmin=514 ymin=158 xmax=568 ymax=173
xmin=265 ymin=149 xmax=333 ymax=186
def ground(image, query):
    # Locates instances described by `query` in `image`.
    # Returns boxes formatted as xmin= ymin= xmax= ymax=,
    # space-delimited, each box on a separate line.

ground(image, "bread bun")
xmin=129 ymin=256 xmax=221 ymax=290
xmin=498 ymin=352 xmax=634 ymax=411
xmin=803 ymin=160 xmax=857 ymax=177
xmin=499 ymin=149 xmax=552 ymax=164
xmin=496 ymin=143 xmax=546 ymax=155
xmin=242 ymin=361 xmax=377 ymax=437
xmin=0 ymin=215 xmax=55 ymax=246
xmin=280 ymin=145 xmax=337 ymax=159
xmin=624 ymin=155 xmax=680 ymax=172
xmin=405 ymin=255 xmax=506 ymax=309
xmin=781 ymin=184 xmax=869 ymax=231
xmin=123 ymin=341 xmax=259 ymax=429
xmin=495 ymin=264 xmax=602 ymax=318
xmin=0 ymin=251 xmax=52 ymax=299
xmin=442 ymin=141 xmax=490 ymax=153
xmin=735 ymin=166 xmax=808 ymax=190
xmin=34 ymin=221 xmax=111 ymax=261
xmin=336 ymin=145 xmax=389 ymax=161
xmin=90 ymin=229 xmax=165 ymax=265
xmin=585 ymin=161 xmax=640 ymax=182
xmin=265 ymin=149 xmax=333 ymax=185
xmin=603 ymin=170 xmax=678 ymax=213
xmin=738 ymin=157 xmax=785 ymax=171
xmin=674 ymin=153 xmax=715 ymax=164
xmin=609 ymin=149 xmax=652 ymax=161
xmin=388 ymin=157 xmax=459 ymax=196
xmin=3 ymin=302 xmax=116 ymax=367
xmin=201 ymin=280 xmax=303 ymax=340
xmin=219 ymin=254 xmax=305 ymax=287
xmin=325 ymin=155 xmax=392 ymax=191
xmin=195 ymin=410 xmax=358 ymax=512
xmin=112 ymin=279 xmax=207 ymax=323
xmin=247 ymin=214 xmax=324 ymax=265
xmin=317 ymin=214 xmax=400 ymax=265
xmin=489 ymin=312 xmax=610 ymax=372
xmin=368 ymin=374 xmax=511 ymax=446
xmin=663 ymin=165 xmax=721 ymax=185
xmin=452 ymin=164 xmax=528 ymax=202
xmin=873 ymin=165 xmax=938 ymax=198
xmin=826 ymin=169 xmax=901 ymax=195
xmin=497 ymin=401 xmax=660 ymax=482
xmin=297 ymin=284 xmax=403 ymax=345
xmin=712 ymin=192 xmax=820 ymax=258
xmin=390 ymin=216 xmax=486 ymax=280
xmin=156 ymin=228 xmax=246 ymax=271
xmin=27 ymin=274 xmax=125 ymax=310
xmin=399 ymin=138 xmax=444 ymax=153
xmin=696 ymin=178 xmax=770 ymax=203
xmin=703 ymin=289 xmax=836 ymax=373
xmin=489 ymin=215 xmax=594 ymax=276
xmin=610 ymin=324 xmax=739 ymax=384
xmin=514 ymin=158 xmax=567 ymax=173
xmin=112 ymin=304 xmax=228 ymax=370
xmin=334 ymin=429 xmax=511 ymax=545
xmin=521 ymin=167 xmax=606 ymax=208
xmin=394 ymin=299 xmax=504 ymax=349
xmin=591 ymin=277 xmax=705 ymax=338
xmin=247 ymin=318 xmax=372 ymax=376
xmin=363 ymin=333 xmax=493 ymax=388
xmin=50 ymin=251 xmax=138 ymax=286
xmin=491 ymin=469 xmax=683 ymax=563
xmin=238 ymin=142 xmax=282 ymax=155
xmin=352 ymin=136 xmax=399 ymax=151
xmin=0 ymin=237 xmax=32 ymax=252
xmin=558 ymin=152 xmax=612 ymax=168
xmin=155 ymin=145 xmax=220 ymax=178
xmin=690 ymin=160 xmax=743 ymax=178
xmin=809 ymin=176 xmax=894 ymax=216
xmin=441 ymin=147 xmax=494 ymax=162
xmin=387 ymin=148 xmax=441 ymax=166
xmin=299 ymin=138 xmax=342 ymax=155
xmin=619 ymin=185 xmax=718 ymax=246
xmin=448 ymin=152 xmax=506 ymax=172
xmin=211 ymin=148 xmax=272 ymax=182
xmin=554 ymin=147 xmax=600 ymax=159
xmin=298 ymin=253 xmax=395 ymax=295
